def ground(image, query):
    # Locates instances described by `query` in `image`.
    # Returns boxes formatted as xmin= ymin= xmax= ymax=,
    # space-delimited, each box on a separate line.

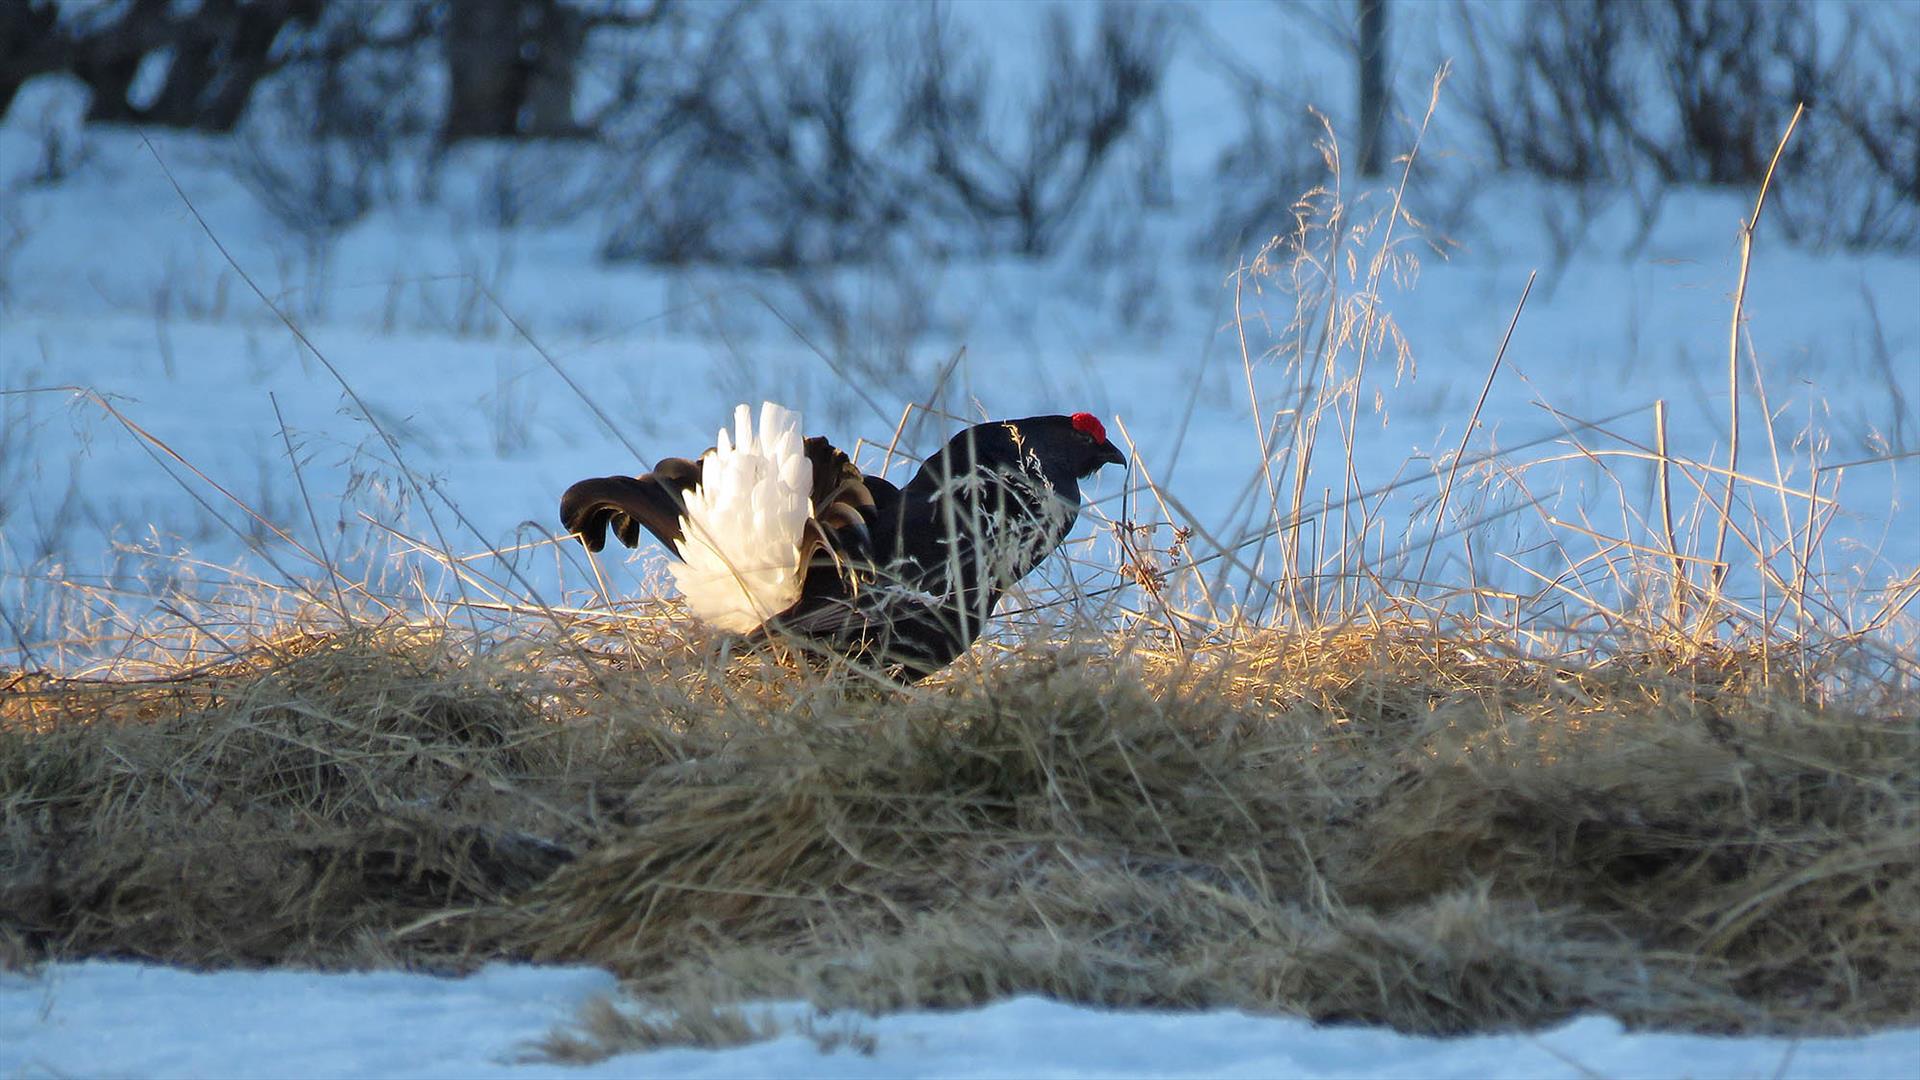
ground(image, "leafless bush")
xmin=457 ymin=142 xmax=617 ymax=230
xmin=228 ymin=132 xmax=376 ymax=252
xmin=600 ymin=9 xmax=908 ymax=268
xmin=0 ymin=196 xmax=28 ymax=309
xmin=418 ymin=3 xmax=720 ymax=231
xmin=1636 ymin=0 xmax=1824 ymax=186
xmin=1834 ymin=25 xmax=1920 ymax=207
xmin=1773 ymin=13 xmax=1920 ymax=253
xmin=1202 ymin=81 xmax=1336 ymax=257
xmin=1460 ymin=0 xmax=1821 ymax=186
xmin=222 ymin=6 xmax=438 ymax=245
xmin=772 ymin=254 xmax=942 ymax=405
xmin=599 ymin=3 xmax=1172 ymax=269
xmin=1457 ymin=0 xmax=1919 ymax=252
xmin=900 ymin=4 xmax=1173 ymax=258
xmin=1456 ymin=0 xmax=1646 ymax=184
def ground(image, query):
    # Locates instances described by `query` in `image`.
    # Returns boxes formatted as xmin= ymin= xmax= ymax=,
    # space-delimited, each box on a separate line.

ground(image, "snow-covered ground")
xmin=4 ymin=100 xmax=1914 ymax=646
xmin=6 ymin=961 xmax=1920 ymax=1079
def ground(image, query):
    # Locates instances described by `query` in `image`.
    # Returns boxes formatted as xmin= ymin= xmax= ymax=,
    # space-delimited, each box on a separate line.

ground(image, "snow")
xmin=1 ymin=963 xmax=617 ymax=1079
xmin=4 ymin=961 xmax=1918 ymax=1079
xmin=4 ymin=109 xmax=1913 ymax=644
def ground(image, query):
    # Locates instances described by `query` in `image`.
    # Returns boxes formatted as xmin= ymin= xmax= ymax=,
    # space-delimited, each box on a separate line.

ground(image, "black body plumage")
xmin=560 ymin=412 xmax=1126 ymax=679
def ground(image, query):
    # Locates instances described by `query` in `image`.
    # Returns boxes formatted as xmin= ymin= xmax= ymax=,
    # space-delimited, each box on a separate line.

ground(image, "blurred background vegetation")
xmin=3 ymin=0 xmax=1913 ymax=269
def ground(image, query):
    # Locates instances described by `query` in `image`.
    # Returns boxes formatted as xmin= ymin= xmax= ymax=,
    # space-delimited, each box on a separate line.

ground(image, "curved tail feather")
xmin=559 ymin=457 xmax=701 ymax=552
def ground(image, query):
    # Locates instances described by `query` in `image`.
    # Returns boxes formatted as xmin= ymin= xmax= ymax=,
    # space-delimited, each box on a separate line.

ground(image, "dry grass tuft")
xmin=0 ymin=624 xmax=592 ymax=969
xmin=5 ymin=618 xmax=1914 ymax=1041
xmin=529 ymin=991 xmax=877 ymax=1064
xmin=530 ymin=995 xmax=781 ymax=1063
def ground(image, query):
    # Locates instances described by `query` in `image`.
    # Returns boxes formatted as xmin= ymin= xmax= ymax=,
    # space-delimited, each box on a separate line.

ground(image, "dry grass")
xmin=530 ymin=996 xmax=781 ymax=1063
xmin=3 ymin=616 xmax=1915 ymax=1051
xmin=529 ymin=991 xmax=875 ymax=1064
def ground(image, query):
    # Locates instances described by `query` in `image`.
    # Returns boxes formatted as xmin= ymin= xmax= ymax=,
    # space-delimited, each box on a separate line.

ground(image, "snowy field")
xmin=4 ymin=3 xmax=1917 ymax=647
xmin=5 ymin=109 xmax=1916 ymax=650
xmin=6 ymin=962 xmax=1920 ymax=1079
xmin=4 ymin=1 xmax=1919 ymax=1075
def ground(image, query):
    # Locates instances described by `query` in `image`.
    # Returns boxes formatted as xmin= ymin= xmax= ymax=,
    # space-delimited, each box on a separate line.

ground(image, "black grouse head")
xmin=915 ymin=412 xmax=1126 ymax=495
xmin=1021 ymin=412 xmax=1129 ymax=480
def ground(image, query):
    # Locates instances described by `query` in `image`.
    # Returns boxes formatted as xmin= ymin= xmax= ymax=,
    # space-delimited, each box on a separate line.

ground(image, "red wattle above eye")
xmin=1070 ymin=412 xmax=1106 ymax=443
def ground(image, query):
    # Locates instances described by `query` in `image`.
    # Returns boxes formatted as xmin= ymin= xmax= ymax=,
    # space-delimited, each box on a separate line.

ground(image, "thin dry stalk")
xmin=1655 ymin=400 xmax=1685 ymax=625
xmin=1417 ymin=270 xmax=1535 ymax=592
xmin=1704 ymin=104 xmax=1804 ymax=625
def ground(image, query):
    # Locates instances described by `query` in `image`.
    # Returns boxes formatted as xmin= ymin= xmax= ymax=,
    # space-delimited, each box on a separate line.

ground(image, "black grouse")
xmin=560 ymin=402 xmax=1126 ymax=679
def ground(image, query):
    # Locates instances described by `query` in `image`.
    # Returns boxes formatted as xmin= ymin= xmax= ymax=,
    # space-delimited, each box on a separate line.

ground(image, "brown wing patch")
xmin=803 ymin=437 xmax=878 ymax=568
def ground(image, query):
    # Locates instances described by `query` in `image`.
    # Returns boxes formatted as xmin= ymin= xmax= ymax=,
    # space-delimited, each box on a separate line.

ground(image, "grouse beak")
xmin=1097 ymin=440 xmax=1127 ymax=469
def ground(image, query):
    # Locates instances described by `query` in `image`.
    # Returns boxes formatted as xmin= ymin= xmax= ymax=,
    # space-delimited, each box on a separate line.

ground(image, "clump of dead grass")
xmin=4 ymin=615 xmax=1913 ymax=1047
xmin=530 ymin=995 xmax=780 ymax=1063
xmin=528 ymin=991 xmax=876 ymax=1064
xmin=0 ymin=624 xmax=600 ymax=968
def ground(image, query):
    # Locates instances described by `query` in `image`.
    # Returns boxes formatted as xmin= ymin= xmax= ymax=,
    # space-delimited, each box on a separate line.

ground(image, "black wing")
xmin=776 ymin=451 xmax=985 ymax=680
xmin=559 ymin=457 xmax=701 ymax=553
xmin=767 ymin=586 xmax=986 ymax=682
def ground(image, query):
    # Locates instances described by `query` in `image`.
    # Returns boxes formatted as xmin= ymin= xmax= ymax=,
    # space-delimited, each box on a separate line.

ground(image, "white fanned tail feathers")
xmin=669 ymin=402 xmax=814 ymax=633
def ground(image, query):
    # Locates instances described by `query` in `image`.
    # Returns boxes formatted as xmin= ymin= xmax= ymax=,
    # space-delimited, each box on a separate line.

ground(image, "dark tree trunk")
xmin=71 ymin=0 xmax=171 ymax=124
xmin=521 ymin=0 xmax=584 ymax=137
xmin=1357 ymin=0 xmax=1388 ymax=177
xmin=443 ymin=0 xmax=535 ymax=139
xmin=0 ymin=0 xmax=65 ymax=121
xmin=60 ymin=0 xmax=312 ymax=130
xmin=196 ymin=0 xmax=312 ymax=131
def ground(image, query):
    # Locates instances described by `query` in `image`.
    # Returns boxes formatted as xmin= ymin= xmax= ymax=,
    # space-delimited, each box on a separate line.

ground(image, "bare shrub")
xmin=1202 ymin=82 xmax=1336 ymax=257
xmin=599 ymin=3 xmax=1172 ymax=268
xmin=767 ymin=255 xmax=942 ymax=406
xmin=465 ymin=141 xmax=620 ymax=230
xmin=222 ymin=6 xmax=438 ymax=243
xmin=218 ymin=7 xmax=441 ymax=317
xmin=1457 ymin=0 xmax=1919 ymax=252
xmin=1459 ymin=0 xmax=1826 ymax=187
xmin=0 ymin=196 xmax=28 ymax=310
xmin=229 ymin=127 xmax=379 ymax=245
xmin=1456 ymin=0 xmax=1650 ymax=184
xmin=900 ymin=3 xmax=1174 ymax=258
xmin=1634 ymin=0 xmax=1825 ymax=186
xmin=1773 ymin=11 xmax=1920 ymax=253
xmin=598 ymin=8 xmax=909 ymax=269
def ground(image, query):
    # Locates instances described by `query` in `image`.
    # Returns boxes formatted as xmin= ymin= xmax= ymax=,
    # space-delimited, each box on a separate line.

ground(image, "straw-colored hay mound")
xmin=5 ymin=616 xmax=1915 ymax=1039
